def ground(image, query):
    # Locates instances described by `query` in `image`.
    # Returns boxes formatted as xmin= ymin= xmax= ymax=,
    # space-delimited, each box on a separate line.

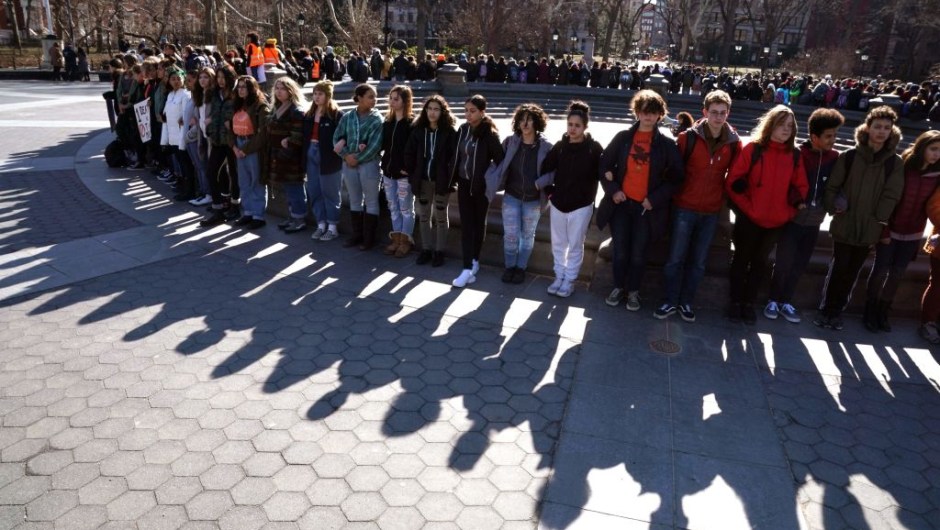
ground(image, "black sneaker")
xmin=246 ymin=219 xmax=267 ymax=230
xmin=511 ymin=268 xmax=526 ymax=284
xmin=678 ymin=304 xmax=696 ymax=323
xmin=653 ymin=304 xmax=676 ymax=320
xmin=416 ymin=249 xmax=433 ymax=265
xmin=742 ymin=304 xmax=757 ymax=325
xmin=829 ymin=316 xmax=844 ymax=331
xmin=199 ymin=210 xmax=226 ymax=227
xmin=727 ymin=303 xmax=742 ymax=323
xmin=277 ymin=219 xmax=293 ymax=230
xmin=233 ymin=215 xmax=253 ymax=226
xmin=431 ymin=251 xmax=444 ymax=267
xmin=224 ymin=206 xmax=241 ymax=221
xmin=813 ymin=312 xmax=831 ymax=328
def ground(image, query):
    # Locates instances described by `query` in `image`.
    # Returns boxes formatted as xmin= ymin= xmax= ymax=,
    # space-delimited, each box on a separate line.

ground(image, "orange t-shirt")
xmin=622 ymin=130 xmax=652 ymax=202
xmin=232 ymin=110 xmax=254 ymax=137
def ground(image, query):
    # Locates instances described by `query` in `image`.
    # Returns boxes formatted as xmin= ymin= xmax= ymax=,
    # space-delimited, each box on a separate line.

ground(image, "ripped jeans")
xmin=415 ymin=180 xmax=449 ymax=251
xmin=502 ymin=194 xmax=541 ymax=270
xmin=382 ymin=176 xmax=415 ymax=236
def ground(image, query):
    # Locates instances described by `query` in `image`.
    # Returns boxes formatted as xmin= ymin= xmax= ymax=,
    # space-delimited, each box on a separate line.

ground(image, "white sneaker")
xmin=189 ymin=195 xmax=212 ymax=206
xmin=452 ymin=269 xmax=476 ymax=288
xmin=310 ymin=227 xmax=326 ymax=240
xmin=556 ymin=280 xmax=574 ymax=298
xmin=471 ymin=259 xmax=480 ymax=276
xmin=547 ymin=277 xmax=564 ymax=295
xmin=319 ymin=228 xmax=339 ymax=242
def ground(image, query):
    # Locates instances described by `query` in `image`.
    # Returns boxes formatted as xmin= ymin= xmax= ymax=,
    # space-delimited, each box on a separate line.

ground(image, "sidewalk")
xmin=0 ymin=80 xmax=938 ymax=530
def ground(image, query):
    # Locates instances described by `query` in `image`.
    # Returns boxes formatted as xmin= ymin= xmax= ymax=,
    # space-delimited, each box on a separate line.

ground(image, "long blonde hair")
xmin=271 ymin=76 xmax=306 ymax=109
xmin=751 ymin=105 xmax=797 ymax=149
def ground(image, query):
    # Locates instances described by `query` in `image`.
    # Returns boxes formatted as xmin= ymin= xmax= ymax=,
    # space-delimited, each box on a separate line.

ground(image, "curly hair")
xmin=511 ymin=103 xmax=548 ymax=135
xmin=413 ymin=94 xmax=456 ymax=130
xmin=630 ymin=89 xmax=667 ymax=118
xmin=865 ymin=105 xmax=898 ymax=126
xmin=233 ymin=75 xmax=267 ymax=111
xmin=807 ymin=108 xmax=845 ymax=137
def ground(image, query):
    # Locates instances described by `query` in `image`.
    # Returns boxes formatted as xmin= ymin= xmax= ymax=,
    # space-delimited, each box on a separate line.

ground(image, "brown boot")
xmin=395 ymin=234 xmax=413 ymax=258
xmin=384 ymin=232 xmax=401 ymax=255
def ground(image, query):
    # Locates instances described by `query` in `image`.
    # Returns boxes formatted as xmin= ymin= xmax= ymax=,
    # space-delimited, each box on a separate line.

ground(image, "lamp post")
xmin=776 ymin=50 xmax=782 ymax=68
xmin=762 ymin=46 xmax=770 ymax=76
xmin=297 ymin=13 xmax=305 ymax=48
xmin=633 ymin=39 xmax=640 ymax=60
xmin=669 ymin=43 xmax=675 ymax=61
xmin=383 ymin=0 xmax=393 ymax=49
xmin=552 ymin=28 xmax=559 ymax=57
xmin=734 ymin=44 xmax=742 ymax=75
xmin=688 ymin=44 xmax=694 ymax=62
xmin=860 ymin=54 xmax=869 ymax=76
xmin=570 ymin=32 xmax=578 ymax=54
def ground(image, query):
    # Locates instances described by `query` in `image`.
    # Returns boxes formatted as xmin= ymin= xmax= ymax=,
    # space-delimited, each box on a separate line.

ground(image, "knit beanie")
xmin=313 ymin=80 xmax=334 ymax=99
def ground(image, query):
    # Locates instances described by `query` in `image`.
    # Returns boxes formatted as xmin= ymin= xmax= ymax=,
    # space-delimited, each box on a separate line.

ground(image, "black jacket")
xmin=381 ymin=116 xmax=414 ymax=179
xmin=537 ymin=134 xmax=604 ymax=213
xmin=403 ymin=125 xmax=457 ymax=194
xmin=596 ymin=124 xmax=685 ymax=236
xmin=448 ymin=121 xmax=504 ymax=195
xmin=301 ymin=109 xmax=344 ymax=176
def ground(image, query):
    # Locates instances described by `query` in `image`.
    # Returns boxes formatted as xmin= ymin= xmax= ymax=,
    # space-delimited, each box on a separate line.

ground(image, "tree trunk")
xmin=204 ymin=0 xmax=214 ymax=47
xmin=8 ymin=0 xmax=22 ymax=49
xmin=718 ymin=0 xmax=739 ymax=66
xmin=600 ymin=3 xmax=620 ymax=61
xmin=416 ymin=0 xmax=428 ymax=59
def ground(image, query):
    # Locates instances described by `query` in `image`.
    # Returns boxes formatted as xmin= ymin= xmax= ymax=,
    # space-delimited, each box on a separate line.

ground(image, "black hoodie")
xmin=537 ymin=134 xmax=604 ymax=213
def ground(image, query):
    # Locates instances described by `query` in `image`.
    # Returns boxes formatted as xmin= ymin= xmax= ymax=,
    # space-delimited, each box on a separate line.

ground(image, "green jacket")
xmin=206 ymin=91 xmax=234 ymax=147
xmin=824 ymin=123 xmax=904 ymax=246
xmin=333 ymin=108 xmax=383 ymax=164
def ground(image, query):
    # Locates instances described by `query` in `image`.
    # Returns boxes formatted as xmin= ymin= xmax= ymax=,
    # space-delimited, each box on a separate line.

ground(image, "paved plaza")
xmin=0 ymin=81 xmax=938 ymax=529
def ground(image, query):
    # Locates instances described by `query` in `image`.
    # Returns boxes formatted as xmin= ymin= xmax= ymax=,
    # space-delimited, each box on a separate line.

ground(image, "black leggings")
xmin=729 ymin=215 xmax=781 ymax=304
xmin=457 ymin=179 xmax=489 ymax=269
xmin=207 ymin=145 xmax=238 ymax=206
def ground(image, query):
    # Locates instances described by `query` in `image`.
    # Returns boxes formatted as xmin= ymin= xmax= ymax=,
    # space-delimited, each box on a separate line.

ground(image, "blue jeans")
xmin=383 ymin=177 xmax=415 ymax=236
xmin=306 ymin=143 xmax=342 ymax=224
xmin=661 ymin=208 xmax=719 ymax=306
xmin=502 ymin=194 xmax=541 ymax=269
xmin=610 ymin=200 xmax=651 ymax=292
xmin=343 ymin=159 xmax=381 ymax=215
xmin=235 ymin=137 xmax=265 ymax=219
xmin=185 ymin=140 xmax=208 ymax=196
xmin=283 ymin=182 xmax=307 ymax=220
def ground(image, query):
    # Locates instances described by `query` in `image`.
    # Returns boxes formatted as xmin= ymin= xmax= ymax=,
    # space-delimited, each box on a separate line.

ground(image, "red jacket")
xmin=674 ymin=120 xmax=741 ymax=214
xmin=726 ymin=141 xmax=808 ymax=228
xmin=887 ymin=167 xmax=940 ymax=238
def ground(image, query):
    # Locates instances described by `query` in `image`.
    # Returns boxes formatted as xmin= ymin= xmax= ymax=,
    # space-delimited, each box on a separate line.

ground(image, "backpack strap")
xmin=681 ymin=131 xmax=696 ymax=164
xmin=748 ymin=144 xmax=764 ymax=173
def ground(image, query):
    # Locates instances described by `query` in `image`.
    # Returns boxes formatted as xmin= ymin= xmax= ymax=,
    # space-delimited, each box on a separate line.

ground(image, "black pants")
xmin=457 ymin=178 xmax=489 ymax=269
xmin=768 ymin=222 xmax=821 ymax=304
xmin=728 ymin=215 xmax=781 ymax=304
xmin=170 ymin=146 xmax=195 ymax=196
xmin=820 ymin=242 xmax=871 ymax=316
xmin=207 ymin=145 xmax=237 ymax=206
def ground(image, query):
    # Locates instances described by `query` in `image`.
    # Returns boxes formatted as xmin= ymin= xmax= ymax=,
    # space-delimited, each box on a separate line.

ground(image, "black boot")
xmin=360 ymin=213 xmax=378 ymax=250
xmin=877 ymin=300 xmax=892 ymax=332
xmin=344 ymin=211 xmax=363 ymax=248
xmin=863 ymin=299 xmax=879 ymax=332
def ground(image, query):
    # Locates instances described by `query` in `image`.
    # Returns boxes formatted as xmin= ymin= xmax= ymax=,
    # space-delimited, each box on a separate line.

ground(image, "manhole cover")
xmin=650 ymin=339 xmax=681 ymax=356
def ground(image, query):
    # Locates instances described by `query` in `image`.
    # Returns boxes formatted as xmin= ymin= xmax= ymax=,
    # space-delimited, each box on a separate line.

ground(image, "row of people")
xmin=114 ymin=63 xmax=940 ymax=342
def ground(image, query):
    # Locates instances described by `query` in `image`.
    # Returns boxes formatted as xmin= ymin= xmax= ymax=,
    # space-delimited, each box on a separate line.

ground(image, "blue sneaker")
xmin=780 ymin=303 xmax=801 ymax=323
xmin=763 ymin=301 xmax=779 ymax=320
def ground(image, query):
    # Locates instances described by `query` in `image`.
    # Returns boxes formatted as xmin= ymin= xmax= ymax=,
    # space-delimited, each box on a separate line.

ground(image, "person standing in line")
xmin=920 ymin=171 xmax=940 ymax=344
xmin=333 ymin=84 xmax=384 ymax=250
xmin=596 ymin=90 xmax=685 ymax=311
xmin=294 ymin=80 xmax=344 ymax=240
xmin=863 ymin=130 xmax=940 ymax=332
xmin=402 ymin=95 xmax=458 ymax=268
xmin=199 ymin=66 xmax=239 ymax=227
xmin=654 ymin=90 xmax=741 ymax=323
xmin=537 ymin=100 xmax=604 ymax=298
xmin=764 ymin=108 xmax=845 ymax=323
xmin=380 ymin=86 xmax=416 ymax=257
xmin=229 ymin=75 xmax=270 ymax=229
xmin=450 ymin=95 xmax=504 ymax=288
xmin=815 ymin=106 xmax=904 ymax=331
xmin=725 ymin=105 xmax=808 ymax=325
xmin=486 ymin=103 xmax=553 ymax=284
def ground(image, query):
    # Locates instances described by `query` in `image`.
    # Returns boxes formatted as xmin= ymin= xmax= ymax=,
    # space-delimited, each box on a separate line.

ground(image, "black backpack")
xmin=104 ymin=139 xmax=128 ymax=168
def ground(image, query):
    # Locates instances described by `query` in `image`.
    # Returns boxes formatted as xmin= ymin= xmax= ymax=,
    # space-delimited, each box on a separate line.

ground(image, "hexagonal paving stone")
xmin=78 ymin=476 xmax=127 ymax=505
xmin=417 ymin=467 xmax=461 ymax=492
xmin=51 ymin=462 xmax=99 ymax=490
xmin=171 ymin=452 xmax=216 ymax=477
xmin=282 ymin=441 xmax=323 ymax=465
xmin=493 ymin=491 xmax=537 ymax=520
xmin=242 ymin=452 xmax=286 ymax=477
xmin=26 ymin=490 xmax=78 ymax=521
xmin=212 ymin=440 xmax=255 ymax=464
xmin=186 ymin=490 xmax=234 ymax=521
xmin=156 ymin=476 xmax=203 ymax=505
xmin=272 ymin=465 xmax=317 ymax=492
xmin=137 ymin=505 xmax=188 ymax=530
xmin=380 ymin=478 xmax=426 ymax=507
xmin=143 ymin=440 xmax=187 ymax=465
xmin=487 ymin=466 xmax=533 ymax=491
xmin=200 ymin=464 xmax=246 ymax=490
xmin=219 ymin=505 xmax=268 ymax=530
xmin=263 ymin=491 xmax=311 ymax=521
xmin=306 ymin=478 xmax=351 ymax=506
xmin=106 ymin=490 xmax=157 ymax=521
xmin=455 ymin=478 xmax=500 ymax=505
xmin=382 ymin=454 xmax=425 ymax=479
xmin=252 ymin=430 xmax=293 ymax=453
xmin=341 ymin=491 xmax=387 ymax=522
xmin=417 ymin=492 xmax=464 ymax=522
xmin=126 ymin=463 xmax=173 ymax=491
xmin=26 ymin=451 xmax=73 ymax=476
xmin=231 ymin=476 xmax=277 ymax=505
xmin=55 ymin=504 xmax=108 ymax=530
xmin=456 ymin=506 xmax=505 ymax=530
xmin=312 ymin=454 xmax=356 ymax=478
xmin=377 ymin=506 xmax=426 ymax=530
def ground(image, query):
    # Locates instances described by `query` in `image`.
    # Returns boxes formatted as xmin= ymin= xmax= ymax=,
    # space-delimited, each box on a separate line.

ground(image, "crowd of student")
xmin=104 ymin=40 xmax=940 ymax=345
